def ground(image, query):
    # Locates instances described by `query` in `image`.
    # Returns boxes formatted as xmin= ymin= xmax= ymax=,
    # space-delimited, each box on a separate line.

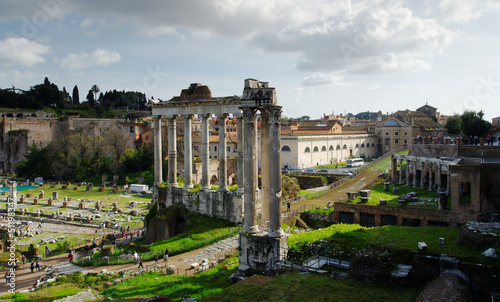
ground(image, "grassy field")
xmin=3 ymin=222 xmax=498 ymax=301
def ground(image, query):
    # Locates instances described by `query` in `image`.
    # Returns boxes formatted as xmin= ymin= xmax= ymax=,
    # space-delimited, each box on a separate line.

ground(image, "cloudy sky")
xmin=1 ymin=0 xmax=500 ymax=121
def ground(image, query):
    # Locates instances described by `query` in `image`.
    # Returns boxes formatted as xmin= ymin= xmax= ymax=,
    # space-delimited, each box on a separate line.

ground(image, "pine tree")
xmin=72 ymin=85 xmax=80 ymax=105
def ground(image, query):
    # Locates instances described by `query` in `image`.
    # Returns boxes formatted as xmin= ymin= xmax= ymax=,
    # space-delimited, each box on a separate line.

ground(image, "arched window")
xmin=355 ymin=143 xmax=360 ymax=148
xmin=304 ymin=147 xmax=311 ymax=153
xmin=343 ymin=144 xmax=347 ymax=149
xmin=329 ymin=145 xmax=334 ymax=151
xmin=361 ymin=143 xmax=365 ymax=148
xmin=313 ymin=146 xmax=319 ymax=152
xmin=372 ymin=143 xmax=375 ymax=147
xmin=321 ymin=146 xmax=327 ymax=151
xmin=281 ymin=145 xmax=292 ymax=152
xmin=336 ymin=145 xmax=341 ymax=150
xmin=366 ymin=143 xmax=370 ymax=148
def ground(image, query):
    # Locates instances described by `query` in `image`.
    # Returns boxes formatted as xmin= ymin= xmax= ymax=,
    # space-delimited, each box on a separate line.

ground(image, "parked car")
xmin=341 ymin=171 xmax=353 ymax=176
xmin=318 ymin=169 xmax=328 ymax=173
xmin=305 ymin=169 xmax=315 ymax=172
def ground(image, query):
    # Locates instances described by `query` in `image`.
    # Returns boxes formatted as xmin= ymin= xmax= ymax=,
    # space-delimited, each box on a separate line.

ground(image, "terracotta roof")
xmin=413 ymin=120 xmax=444 ymax=129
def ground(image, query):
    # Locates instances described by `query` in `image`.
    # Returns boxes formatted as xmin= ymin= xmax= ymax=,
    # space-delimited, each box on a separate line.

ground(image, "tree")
xmin=104 ymin=124 xmax=134 ymax=173
xmin=72 ymin=85 xmax=80 ymax=105
xmin=87 ymin=90 xmax=95 ymax=108
xmin=461 ymin=110 xmax=491 ymax=137
xmin=91 ymin=84 xmax=100 ymax=104
xmin=445 ymin=115 xmax=462 ymax=135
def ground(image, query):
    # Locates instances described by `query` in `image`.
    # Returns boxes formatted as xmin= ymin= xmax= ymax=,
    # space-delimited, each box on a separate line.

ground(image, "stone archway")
xmin=210 ymin=175 xmax=218 ymax=185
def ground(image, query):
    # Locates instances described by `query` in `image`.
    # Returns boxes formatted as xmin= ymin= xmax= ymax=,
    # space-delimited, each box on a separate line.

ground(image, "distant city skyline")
xmin=1 ymin=1 xmax=499 ymax=121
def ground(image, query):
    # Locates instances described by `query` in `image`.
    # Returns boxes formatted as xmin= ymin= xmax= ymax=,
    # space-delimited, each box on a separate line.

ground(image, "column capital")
xmin=182 ymin=113 xmax=194 ymax=119
xmin=242 ymin=107 xmax=258 ymax=121
xmin=218 ymin=113 xmax=229 ymax=119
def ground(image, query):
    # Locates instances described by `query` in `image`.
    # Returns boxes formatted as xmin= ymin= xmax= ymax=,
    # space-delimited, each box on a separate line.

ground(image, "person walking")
xmin=133 ymin=251 xmax=138 ymax=265
xmin=30 ymin=262 xmax=34 ymax=273
xmin=21 ymin=254 xmax=26 ymax=265
xmin=35 ymin=261 xmax=40 ymax=271
xmin=287 ymin=201 xmax=291 ymax=212
xmin=164 ymin=248 xmax=169 ymax=265
xmin=138 ymin=255 xmax=144 ymax=270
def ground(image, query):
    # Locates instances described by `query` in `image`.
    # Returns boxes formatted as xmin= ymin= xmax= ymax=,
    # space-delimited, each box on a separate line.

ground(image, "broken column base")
xmin=237 ymin=231 xmax=288 ymax=276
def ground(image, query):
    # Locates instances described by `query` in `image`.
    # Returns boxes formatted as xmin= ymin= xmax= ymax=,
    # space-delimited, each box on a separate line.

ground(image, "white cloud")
xmin=437 ymin=0 xmax=500 ymax=23
xmin=303 ymin=73 xmax=350 ymax=86
xmin=58 ymin=48 xmax=121 ymax=69
xmin=368 ymin=82 xmax=382 ymax=91
xmin=0 ymin=37 xmax=49 ymax=66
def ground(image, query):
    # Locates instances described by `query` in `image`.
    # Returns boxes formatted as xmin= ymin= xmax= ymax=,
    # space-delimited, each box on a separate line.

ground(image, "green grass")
xmin=348 ymin=183 xmax=445 ymax=209
xmin=287 ymin=224 xmax=496 ymax=266
xmin=316 ymin=162 xmax=347 ymax=168
xmin=369 ymin=150 xmax=408 ymax=171
xmin=1 ymin=283 xmax=86 ymax=302
xmin=101 ymin=257 xmax=238 ymax=301
xmin=202 ymin=270 xmax=423 ymax=302
xmin=76 ymin=211 xmax=240 ymax=266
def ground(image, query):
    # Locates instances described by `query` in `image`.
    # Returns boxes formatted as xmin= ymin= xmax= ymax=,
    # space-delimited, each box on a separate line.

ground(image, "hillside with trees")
xmin=0 ymin=77 xmax=149 ymax=114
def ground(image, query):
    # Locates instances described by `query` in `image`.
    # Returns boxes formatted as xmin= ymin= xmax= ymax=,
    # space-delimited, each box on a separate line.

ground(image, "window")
xmin=403 ymin=132 xmax=408 ymax=136
xmin=355 ymin=143 xmax=359 ymax=148
xmin=343 ymin=144 xmax=347 ymax=149
xmin=385 ymin=132 xmax=389 ymax=136
xmin=214 ymin=146 xmax=217 ymax=152
xmin=372 ymin=143 xmax=375 ymax=147
xmin=321 ymin=146 xmax=327 ymax=151
xmin=208 ymin=146 xmax=211 ymax=151
xmin=395 ymin=139 xmax=399 ymax=144
xmin=281 ymin=145 xmax=292 ymax=152
xmin=403 ymin=139 xmax=408 ymax=144
xmin=305 ymin=147 xmax=311 ymax=153
xmin=395 ymin=132 xmax=399 ymax=136
xmin=378 ymin=139 xmax=381 ymax=144
xmin=130 ymin=126 xmax=134 ymax=133
xmin=361 ymin=143 xmax=365 ymax=148
xmin=227 ymin=146 xmax=230 ymax=152
xmin=234 ymin=148 xmax=237 ymax=152
xmin=145 ymin=135 xmax=149 ymax=140
xmin=378 ymin=132 xmax=382 ymax=136
xmin=336 ymin=145 xmax=341 ymax=150
xmin=366 ymin=143 xmax=370 ymax=148
xmin=313 ymin=146 xmax=319 ymax=152
xmin=329 ymin=145 xmax=334 ymax=151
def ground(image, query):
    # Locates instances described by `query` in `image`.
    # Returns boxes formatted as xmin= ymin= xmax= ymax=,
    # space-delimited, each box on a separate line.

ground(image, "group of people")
xmin=133 ymin=247 xmax=169 ymax=270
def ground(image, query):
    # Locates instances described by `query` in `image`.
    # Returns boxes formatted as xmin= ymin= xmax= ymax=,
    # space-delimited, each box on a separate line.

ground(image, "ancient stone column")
xmin=437 ymin=164 xmax=442 ymax=191
xmin=236 ymin=116 xmax=245 ymax=194
xmin=428 ymin=162 xmax=433 ymax=191
xmin=201 ymin=114 xmax=211 ymax=191
xmin=398 ymin=159 xmax=403 ymax=184
xmin=168 ymin=116 xmax=178 ymax=187
xmin=184 ymin=114 xmax=194 ymax=189
xmin=218 ymin=113 xmax=228 ymax=191
xmin=447 ymin=165 xmax=452 ymax=194
xmin=260 ymin=109 xmax=270 ymax=227
xmin=412 ymin=160 xmax=418 ymax=188
xmin=405 ymin=159 xmax=410 ymax=186
xmin=420 ymin=161 xmax=426 ymax=189
xmin=9 ymin=181 xmax=17 ymax=204
xmin=391 ymin=155 xmax=397 ymax=182
xmin=268 ymin=106 xmax=283 ymax=238
xmin=242 ymin=107 xmax=259 ymax=233
xmin=153 ymin=115 xmax=163 ymax=186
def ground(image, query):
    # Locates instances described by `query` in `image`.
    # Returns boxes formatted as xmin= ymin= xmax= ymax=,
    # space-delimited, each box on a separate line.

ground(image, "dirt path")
xmin=1 ymin=238 xmax=237 ymax=297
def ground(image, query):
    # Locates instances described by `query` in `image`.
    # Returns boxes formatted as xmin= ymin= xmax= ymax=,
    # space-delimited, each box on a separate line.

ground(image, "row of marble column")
xmin=395 ymin=158 xmax=451 ymax=193
xmin=152 ymin=106 xmax=284 ymax=238
xmin=153 ymin=114 xmax=244 ymax=193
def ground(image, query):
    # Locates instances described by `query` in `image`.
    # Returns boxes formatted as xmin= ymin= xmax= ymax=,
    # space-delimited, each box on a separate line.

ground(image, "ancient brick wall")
xmin=331 ymin=202 xmax=477 ymax=228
